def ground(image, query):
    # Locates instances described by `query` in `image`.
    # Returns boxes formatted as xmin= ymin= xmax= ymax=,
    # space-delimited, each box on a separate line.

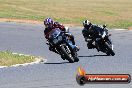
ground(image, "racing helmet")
xmin=83 ymin=20 xmax=92 ymax=28
xmin=44 ymin=18 xmax=54 ymax=28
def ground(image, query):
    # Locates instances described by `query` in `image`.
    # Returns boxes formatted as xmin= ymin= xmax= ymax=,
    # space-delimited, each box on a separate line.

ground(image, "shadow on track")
xmin=44 ymin=62 xmax=69 ymax=64
xmin=78 ymin=54 xmax=108 ymax=57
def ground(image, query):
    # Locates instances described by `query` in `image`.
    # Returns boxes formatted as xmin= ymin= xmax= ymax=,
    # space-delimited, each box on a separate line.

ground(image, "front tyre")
xmin=60 ymin=45 xmax=74 ymax=63
xmin=74 ymin=57 xmax=79 ymax=62
xmin=104 ymin=42 xmax=115 ymax=56
xmin=73 ymin=52 xmax=79 ymax=62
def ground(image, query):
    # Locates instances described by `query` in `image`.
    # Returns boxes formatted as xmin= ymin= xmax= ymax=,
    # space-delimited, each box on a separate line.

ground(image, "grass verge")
xmin=0 ymin=51 xmax=36 ymax=66
xmin=0 ymin=0 xmax=132 ymax=28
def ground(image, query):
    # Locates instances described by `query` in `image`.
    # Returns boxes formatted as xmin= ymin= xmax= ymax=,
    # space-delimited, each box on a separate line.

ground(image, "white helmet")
xmin=83 ymin=20 xmax=91 ymax=27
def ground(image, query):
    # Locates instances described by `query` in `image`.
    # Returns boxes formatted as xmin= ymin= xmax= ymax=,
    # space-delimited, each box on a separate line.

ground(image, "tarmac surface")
xmin=0 ymin=22 xmax=132 ymax=88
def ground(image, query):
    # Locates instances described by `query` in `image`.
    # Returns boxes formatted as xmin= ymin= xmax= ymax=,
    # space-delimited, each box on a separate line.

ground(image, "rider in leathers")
xmin=44 ymin=18 xmax=79 ymax=54
xmin=82 ymin=20 xmax=110 ymax=51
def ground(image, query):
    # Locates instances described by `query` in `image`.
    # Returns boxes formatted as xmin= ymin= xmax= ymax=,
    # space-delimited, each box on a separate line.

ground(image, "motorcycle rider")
xmin=82 ymin=20 xmax=110 ymax=50
xmin=44 ymin=18 xmax=79 ymax=54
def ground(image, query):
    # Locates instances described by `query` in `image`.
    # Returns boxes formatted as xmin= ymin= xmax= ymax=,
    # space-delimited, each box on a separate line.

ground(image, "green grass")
xmin=0 ymin=0 xmax=132 ymax=28
xmin=0 ymin=51 xmax=36 ymax=66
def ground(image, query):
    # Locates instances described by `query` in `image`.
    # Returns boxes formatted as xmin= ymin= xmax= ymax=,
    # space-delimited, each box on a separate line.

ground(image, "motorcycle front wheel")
xmin=104 ymin=42 xmax=115 ymax=56
xmin=73 ymin=52 xmax=79 ymax=62
xmin=60 ymin=45 xmax=74 ymax=63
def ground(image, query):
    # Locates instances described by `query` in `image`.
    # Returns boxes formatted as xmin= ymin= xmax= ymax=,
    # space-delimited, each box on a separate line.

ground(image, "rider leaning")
xmin=82 ymin=20 xmax=109 ymax=49
xmin=44 ymin=18 xmax=79 ymax=52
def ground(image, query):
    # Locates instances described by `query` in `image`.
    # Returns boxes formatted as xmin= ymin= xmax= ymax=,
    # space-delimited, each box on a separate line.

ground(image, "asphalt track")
xmin=0 ymin=22 xmax=132 ymax=88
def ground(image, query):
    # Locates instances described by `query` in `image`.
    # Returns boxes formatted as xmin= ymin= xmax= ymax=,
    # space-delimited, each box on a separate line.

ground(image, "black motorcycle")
xmin=95 ymin=30 xmax=115 ymax=56
xmin=95 ymin=25 xmax=115 ymax=56
xmin=48 ymin=28 xmax=79 ymax=63
xmin=86 ymin=25 xmax=115 ymax=56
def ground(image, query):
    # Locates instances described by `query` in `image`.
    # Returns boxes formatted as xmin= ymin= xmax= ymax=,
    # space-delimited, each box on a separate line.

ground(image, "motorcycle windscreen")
xmin=48 ymin=28 xmax=61 ymax=39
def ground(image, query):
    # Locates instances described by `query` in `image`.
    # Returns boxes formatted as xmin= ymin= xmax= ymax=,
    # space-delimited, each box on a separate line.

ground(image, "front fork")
xmin=95 ymin=37 xmax=107 ymax=52
xmin=96 ymin=36 xmax=113 ymax=52
xmin=65 ymin=40 xmax=77 ymax=58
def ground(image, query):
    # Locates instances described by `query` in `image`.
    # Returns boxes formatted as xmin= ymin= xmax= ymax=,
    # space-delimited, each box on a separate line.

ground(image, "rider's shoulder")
xmin=54 ymin=21 xmax=62 ymax=26
xmin=54 ymin=21 xmax=59 ymax=24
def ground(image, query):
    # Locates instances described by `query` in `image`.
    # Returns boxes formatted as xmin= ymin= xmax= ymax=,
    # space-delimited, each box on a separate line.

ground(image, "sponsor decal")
xmin=76 ymin=67 xmax=131 ymax=85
